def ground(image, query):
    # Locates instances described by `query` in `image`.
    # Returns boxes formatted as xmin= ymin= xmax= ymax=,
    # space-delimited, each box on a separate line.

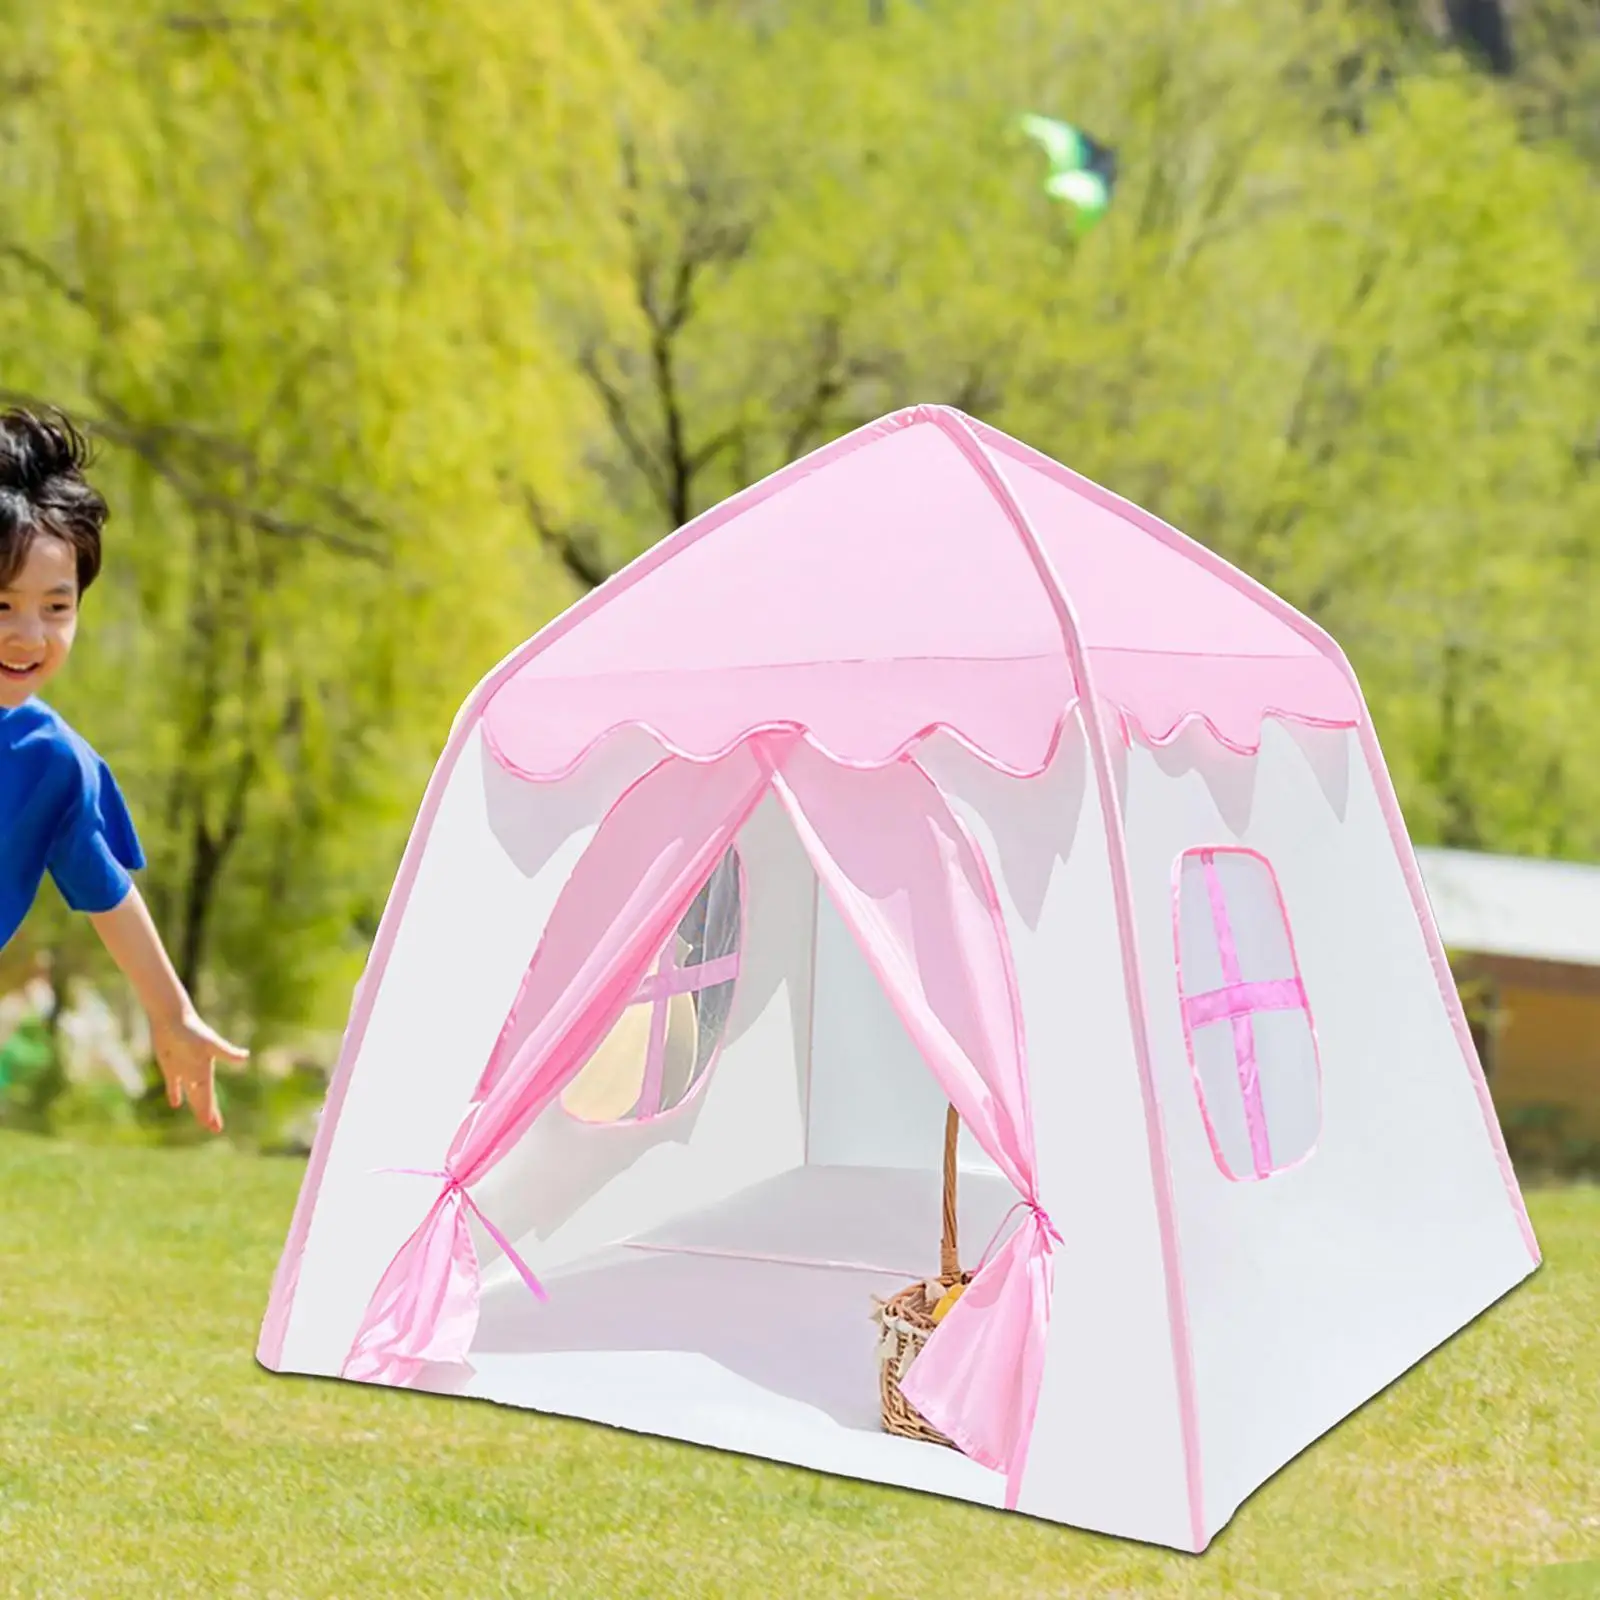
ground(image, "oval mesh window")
xmin=1174 ymin=847 xmax=1322 ymax=1181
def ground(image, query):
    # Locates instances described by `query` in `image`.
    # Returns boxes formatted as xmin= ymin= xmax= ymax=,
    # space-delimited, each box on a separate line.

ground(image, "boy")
xmin=0 ymin=406 xmax=246 ymax=1133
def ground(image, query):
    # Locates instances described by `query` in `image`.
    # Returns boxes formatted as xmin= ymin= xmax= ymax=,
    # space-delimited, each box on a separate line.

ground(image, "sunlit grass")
xmin=1 ymin=1133 xmax=1596 ymax=1598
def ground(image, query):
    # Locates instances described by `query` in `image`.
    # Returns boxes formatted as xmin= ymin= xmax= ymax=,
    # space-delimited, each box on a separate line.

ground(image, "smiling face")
xmin=0 ymin=533 xmax=79 ymax=708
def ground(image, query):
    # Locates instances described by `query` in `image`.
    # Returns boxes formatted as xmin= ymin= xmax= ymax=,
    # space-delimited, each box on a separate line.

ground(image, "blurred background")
xmin=0 ymin=0 xmax=1595 ymax=1176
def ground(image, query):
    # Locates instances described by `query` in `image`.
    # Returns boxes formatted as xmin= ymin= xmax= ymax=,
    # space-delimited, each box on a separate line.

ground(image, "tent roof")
xmin=485 ymin=406 xmax=1360 ymax=778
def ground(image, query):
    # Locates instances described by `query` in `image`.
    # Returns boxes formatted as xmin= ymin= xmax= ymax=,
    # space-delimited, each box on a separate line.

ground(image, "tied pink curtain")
xmin=341 ymin=742 xmax=779 ymax=1385
xmin=761 ymin=740 xmax=1060 ymax=1507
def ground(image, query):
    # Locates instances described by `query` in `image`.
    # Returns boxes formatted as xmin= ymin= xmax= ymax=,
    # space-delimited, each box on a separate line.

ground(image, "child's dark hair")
xmin=0 ymin=406 xmax=108 ymax=594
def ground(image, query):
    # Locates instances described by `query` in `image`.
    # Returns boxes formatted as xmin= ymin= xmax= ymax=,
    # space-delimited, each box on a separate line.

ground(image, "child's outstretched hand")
xmin=152 ymin=1007 xmax=250 ymax=1134
xmin=88 ymin=887 xmax=251 ymax=1135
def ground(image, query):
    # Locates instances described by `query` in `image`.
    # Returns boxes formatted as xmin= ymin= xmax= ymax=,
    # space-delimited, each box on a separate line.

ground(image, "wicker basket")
xmin=871 ymin=1105 xmax=969 ymax=1448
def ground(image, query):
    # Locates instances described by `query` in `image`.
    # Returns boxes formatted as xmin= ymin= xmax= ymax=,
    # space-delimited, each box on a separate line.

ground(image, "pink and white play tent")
xmin=257 ymin=405 xmax=1539 ymax=1553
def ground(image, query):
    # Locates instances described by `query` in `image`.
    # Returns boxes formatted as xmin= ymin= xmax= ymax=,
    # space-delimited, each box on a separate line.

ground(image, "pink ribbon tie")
xmin=976 ymin=1195 xmax=1064 ymax=1272
xmin=1028 ymin=1199 xmax=1064 ymax=1248
xmin=374 ymin=1166 xmax=549 ymax=1304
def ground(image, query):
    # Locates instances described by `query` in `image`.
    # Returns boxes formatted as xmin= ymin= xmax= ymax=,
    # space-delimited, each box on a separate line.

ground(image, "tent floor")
xmin=417 ymin=1163 xmax=1019 ymax=1504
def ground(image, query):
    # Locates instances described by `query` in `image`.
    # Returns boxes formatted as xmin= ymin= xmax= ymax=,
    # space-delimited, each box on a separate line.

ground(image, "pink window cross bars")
xmin=628 ymin=939 xmax=741 ymax=1119
xmin=1177 ymin=848 xmax=1313 ymax=1180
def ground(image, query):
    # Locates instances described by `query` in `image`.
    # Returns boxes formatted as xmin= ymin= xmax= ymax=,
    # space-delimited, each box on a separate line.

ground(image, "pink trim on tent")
xmin=921 ymin=411 xmax=1209 ymax=1553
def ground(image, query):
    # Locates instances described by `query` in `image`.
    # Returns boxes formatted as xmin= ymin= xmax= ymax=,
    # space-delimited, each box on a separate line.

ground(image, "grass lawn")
xmin=1 ymin=1133 xmax=1597 ymax=1599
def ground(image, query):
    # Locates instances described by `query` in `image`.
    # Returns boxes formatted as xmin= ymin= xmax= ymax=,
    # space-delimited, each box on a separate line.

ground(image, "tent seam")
xmin=929 ymin=406 xmax=1208 ymax=1553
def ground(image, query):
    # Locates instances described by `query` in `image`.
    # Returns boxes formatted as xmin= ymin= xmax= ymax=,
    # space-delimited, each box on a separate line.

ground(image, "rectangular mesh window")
xmin=1173 ymin=847 xmax=1323 ymax=1182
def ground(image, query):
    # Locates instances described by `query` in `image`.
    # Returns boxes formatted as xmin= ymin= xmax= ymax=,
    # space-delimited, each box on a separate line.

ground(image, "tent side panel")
xmin=1121 ymin=722 xmax=1537 ymax=1542
xmin=270 ymin=726 xmax=667 ymax=1376
xmin=470 ymin=790 xmax=815 ymax=1287
xmin=915 ymin=720 xmax=1194 ymax=1551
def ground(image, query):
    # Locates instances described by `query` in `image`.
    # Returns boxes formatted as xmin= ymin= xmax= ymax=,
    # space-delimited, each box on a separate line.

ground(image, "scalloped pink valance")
xmin=482 ymin=649 xmax=1358 ymax=781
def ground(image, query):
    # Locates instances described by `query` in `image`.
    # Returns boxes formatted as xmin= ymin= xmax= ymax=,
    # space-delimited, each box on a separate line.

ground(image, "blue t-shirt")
xmin=0 ymin=698 xmax=145 ymax=949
